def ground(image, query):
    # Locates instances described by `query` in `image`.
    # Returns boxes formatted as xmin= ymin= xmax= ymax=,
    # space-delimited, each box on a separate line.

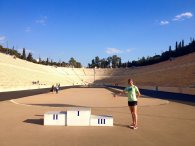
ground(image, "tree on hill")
xmin=46 ymin=58 xmax=49 ymax=65
xmin=100 ymin=58 xmax=107 ymax=68
xmin=21 ymin=48 xmax=26 ymax=60
xmin=182 ymin=40 xmax=184 ymax=48
xmin=111 ymin=55 xmax=121 ymax=68
xmin=88 ymin=55 xmax=121 ymax=68
xmin=95 ymin=56 xmax=100 ymax=68
xmin=76 ymin=62 xmax=82 ymax=68
xmin=68 ymin=57 xmax=82 ymax=68
xmin=0 ymin=45 xmax=21 ymax=57
xmin=175 ymin=41 xmax=178 ymax=50
xmin=69 ymin=57 xmax=76 ymax=67
xmin=107 ymin=56 xmax=112 ymax=68
xmin=27 ymin=52 xmax=33 ymax=62
xmin=38 ymin=57 xmax=42 ymax=63
xmin=0 ymin=45 xmax=82 ymax=68
xmin=88 ymin=38 xmax=195 ymax=68
xmin=123 ymin=38 xmax=195 ymax=67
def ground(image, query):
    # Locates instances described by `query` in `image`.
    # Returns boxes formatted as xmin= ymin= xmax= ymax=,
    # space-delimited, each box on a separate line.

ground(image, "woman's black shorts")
xmin=128 ymin=101 xmax=137 ymax=106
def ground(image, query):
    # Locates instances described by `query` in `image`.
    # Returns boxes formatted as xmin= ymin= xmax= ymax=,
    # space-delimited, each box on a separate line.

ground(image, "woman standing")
xmin=120 ymin=78 xmax=141 ymax=129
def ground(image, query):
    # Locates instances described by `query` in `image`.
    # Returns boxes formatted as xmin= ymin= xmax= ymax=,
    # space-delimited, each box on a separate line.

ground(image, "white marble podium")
xmin=44 ymin=107 xmax=113 ymax=126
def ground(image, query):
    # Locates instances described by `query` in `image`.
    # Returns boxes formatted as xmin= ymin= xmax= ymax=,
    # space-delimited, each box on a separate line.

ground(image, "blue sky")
xmin=0 ymin=0 xmax=195 ymax=66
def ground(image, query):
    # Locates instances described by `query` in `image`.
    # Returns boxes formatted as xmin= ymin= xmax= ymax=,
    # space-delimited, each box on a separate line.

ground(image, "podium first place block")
xmin=44 ymin=111 xmax=67 ymax=126
xmin=67 ymin=107 xmax=91 ymax=126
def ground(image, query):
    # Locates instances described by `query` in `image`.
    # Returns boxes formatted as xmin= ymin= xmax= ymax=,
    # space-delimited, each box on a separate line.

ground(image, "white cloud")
xmin=106 ymin=48 xmax=123 ymax=54
xmin=126 ymin=49 xmax=132 ymax=53
xmin=35 ymin=16 xmax=47 ymax=25
xmin=173 ymin=12 xmax=193 ymax=21
xmin=25 ymin=27 xmax=31 ymax=32
xmin=0 ymin=36 xmax=6 ymax=41
xmin=105 ymin=48 xmax=133 ymax=54
xmin=160 ymin=20 xmax=169 ymax=25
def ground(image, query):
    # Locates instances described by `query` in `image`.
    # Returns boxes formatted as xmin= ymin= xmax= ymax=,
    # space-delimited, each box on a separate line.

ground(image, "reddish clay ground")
xmin=0 ymin=88 xmax=194 ymax=146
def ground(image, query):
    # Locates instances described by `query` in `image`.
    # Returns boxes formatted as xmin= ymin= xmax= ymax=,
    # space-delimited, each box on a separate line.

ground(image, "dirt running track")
xmin=0 ymin=88 xmax=195 ymax=146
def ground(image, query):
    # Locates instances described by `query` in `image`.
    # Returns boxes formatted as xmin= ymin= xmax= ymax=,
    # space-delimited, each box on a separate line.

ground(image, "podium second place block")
xmin=44 ymin=111 xmax=67 ymax=126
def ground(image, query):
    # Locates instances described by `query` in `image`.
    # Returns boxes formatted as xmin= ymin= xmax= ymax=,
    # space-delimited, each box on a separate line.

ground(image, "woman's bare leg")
xmin=129 ymin=106 xmax=135 ymax=126
xmin=129 ymin=106 xmax=138 ymax=127
xmin=133 ymin=106 xmax=138 ymax=127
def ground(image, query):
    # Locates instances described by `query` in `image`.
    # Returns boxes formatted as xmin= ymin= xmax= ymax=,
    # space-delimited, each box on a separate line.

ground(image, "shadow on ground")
xmin=23 ymin=119 xmax=43 ymax=125
xmin=29 ymin=104 xmax=87 ymax=108
xmin=114 ymin=123 xmax=130 ymax=129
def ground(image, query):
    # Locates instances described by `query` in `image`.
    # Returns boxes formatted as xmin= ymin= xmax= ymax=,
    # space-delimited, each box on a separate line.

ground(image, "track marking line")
xmin=10 ymin=99 xmax=32 ymax=107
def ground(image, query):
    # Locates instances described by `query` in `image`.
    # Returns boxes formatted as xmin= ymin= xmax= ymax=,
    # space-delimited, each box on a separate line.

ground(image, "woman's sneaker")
xmin=129 ymin=124 xmax=135 ymax=128
xmin=133 ymin=126 xmax=138 ymax=130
